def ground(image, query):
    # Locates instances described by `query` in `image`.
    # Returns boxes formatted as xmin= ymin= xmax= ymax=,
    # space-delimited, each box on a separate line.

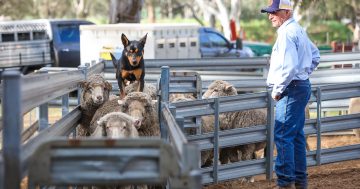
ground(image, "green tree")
xmin=0 ymin=0 xmax=34 ymax=19
xmin=294 ymin=0 xmax=360 ymax=48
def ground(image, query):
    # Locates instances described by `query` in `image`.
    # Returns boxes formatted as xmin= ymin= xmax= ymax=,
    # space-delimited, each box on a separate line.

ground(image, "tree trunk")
xmin=353 ymin=0 xmax=360 ymax=51
xmin=354 ymin=21 xmax=360 ymax=51
xmin=73 ymin=0 xmax=90 ymax=19
xmin=109 ymin=0 xmax=144 ymax=24
xmin=195 ymin=0 xmax=240 ymax=40
xmin=215 ymin=0 xmax=231 ymax=39
xmin=146 ymin=1 xmax=156 ymax=23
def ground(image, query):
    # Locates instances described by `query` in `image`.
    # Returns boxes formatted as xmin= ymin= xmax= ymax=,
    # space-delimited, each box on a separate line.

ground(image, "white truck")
xmin=80 ymin=23 xmax=201 ymax=65
xmin=80 ymin=23 xmax=253 ymax=65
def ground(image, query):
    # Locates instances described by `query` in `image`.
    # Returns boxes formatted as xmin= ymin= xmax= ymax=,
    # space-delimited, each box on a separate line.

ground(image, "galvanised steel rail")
xmin=101 ymin=53 xmax=360 ymax=93
xmin=104 ymin=56 xmax=270 ymax=71
xmin=159 ymin=66 xmax=360 ymax=184
xmin=318 ymin=52 xmax=360 ymax=68
xmin=27 ymin=137 xmax=201 ymax=189
xmin=104 ymin=67 xmax=360 ymax=94
xmin=0 ymin=62 xmax=104 ymax=189
xmin=1 ymin=69 xmax=85 ymax=189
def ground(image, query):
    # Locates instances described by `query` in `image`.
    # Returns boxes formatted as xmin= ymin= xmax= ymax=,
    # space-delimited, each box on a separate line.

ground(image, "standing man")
xmin=261 ymin=0 xmax=320 ymax=189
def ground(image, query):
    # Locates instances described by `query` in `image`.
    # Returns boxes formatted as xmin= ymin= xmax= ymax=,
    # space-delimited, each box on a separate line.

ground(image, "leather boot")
xmin=275 ymin=183 xmax=296 ymax=189
xmin=295 ymin=183 xmax=307 ymax=189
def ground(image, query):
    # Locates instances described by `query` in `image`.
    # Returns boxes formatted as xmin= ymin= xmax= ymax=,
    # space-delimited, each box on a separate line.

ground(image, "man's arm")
xmin=309 ymin=42 xmax=320 ymax=74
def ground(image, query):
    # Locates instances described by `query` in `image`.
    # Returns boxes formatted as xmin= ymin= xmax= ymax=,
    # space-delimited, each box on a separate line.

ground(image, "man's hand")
xmin=272 ymin=93 xmax=281 ymax=101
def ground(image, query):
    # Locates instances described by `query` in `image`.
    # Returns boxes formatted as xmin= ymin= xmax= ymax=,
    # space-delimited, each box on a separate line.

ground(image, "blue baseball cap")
xmin=261 ymin=0 xmax=293 ymax=13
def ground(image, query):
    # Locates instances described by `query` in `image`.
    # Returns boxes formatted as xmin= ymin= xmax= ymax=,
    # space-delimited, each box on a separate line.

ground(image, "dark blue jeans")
xmin=274 ymin=79 xmax=311 ymax=187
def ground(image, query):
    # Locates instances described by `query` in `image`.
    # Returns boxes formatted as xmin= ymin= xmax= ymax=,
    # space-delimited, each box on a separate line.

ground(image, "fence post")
xmin=37 ymin=70 xmax=49 ymax=131
xmin=195 ymin=73 xmax=202 ymax=134
xmin=61 ymin=93 xmax=69 ymax=116
xmin=0 ymin=156 xmax=3 ymax=189
xmin=78 ymin=64 xmax=88 ymax=104
xmin=2 ymin=70 xmax=22 ymax=189
xmin=160 ymin=66 xmax=170 ymax=139
xmin=183 ymin=144 xmax=202 ymax=189
xmin=266 ymin=90 xmax=275 ymax=180
xmin=38 ymin=103 xmax=48 ymax=131
xmin=75 ymin=64 xmax=88 ymax=138
xmin=316 ymin=87 xmax=322 ymax=166
xmin=263 ymin=57 xmax=270 ymax=78
xmin=212 ymin=98 xmax=220 ymax=184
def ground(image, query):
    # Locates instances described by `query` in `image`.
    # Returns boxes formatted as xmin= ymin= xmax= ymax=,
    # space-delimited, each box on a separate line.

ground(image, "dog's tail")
xmin=109 ymin=53 xmax=118 ymax=69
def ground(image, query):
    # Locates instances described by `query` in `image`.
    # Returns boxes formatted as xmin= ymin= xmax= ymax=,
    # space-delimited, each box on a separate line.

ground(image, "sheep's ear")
xmin=225 ymin=84 xmax=233 ymax=92
xmin=79 ymin=81 xmax=88 ymax=89
xmin=118 ymin=100 xmax=128 ymax=111
xmin=151 ymin=100 xmax=157 ymax=106
xmin=105 ymin=81 xmax=112 ymax=90
xmin=97 ymin=119 xmax=105 ymax=127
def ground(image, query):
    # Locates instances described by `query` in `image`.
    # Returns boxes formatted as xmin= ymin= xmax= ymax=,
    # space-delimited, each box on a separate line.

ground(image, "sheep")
xmin=169 ymin=93 xmax=196 ymax=102
xmin=200 ymin=80 xmax=267 ymax=166
xmin=125 ymin=82 xmax=157 ymax=100
xmin=349 ymin=97 xmax=360 ymax=137
xmin=91 ymin=112 xmax=141 ymax=138
xmin=78 ymin=74 xmax=113 ymax=137
xmin=117 ymin=92 xmax=160 ymax=137
xmin=90 ymin=92 xmax=160 ymax=137
xmin=170 ymin=95 xmax=198 ymax=135
xmin=90 ymin=112 xmax=148 ymax=189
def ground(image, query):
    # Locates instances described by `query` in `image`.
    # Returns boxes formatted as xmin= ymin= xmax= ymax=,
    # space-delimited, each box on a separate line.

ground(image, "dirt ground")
xmin=204 ymin=135 xmax=360 ymax=189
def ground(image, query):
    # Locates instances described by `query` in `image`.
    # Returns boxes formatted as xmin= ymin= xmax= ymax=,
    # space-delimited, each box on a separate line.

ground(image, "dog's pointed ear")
xmin=139 ymin=33 xmax=147 ymax=46
xmin=121 ymin=33 xmax=129 ymax=47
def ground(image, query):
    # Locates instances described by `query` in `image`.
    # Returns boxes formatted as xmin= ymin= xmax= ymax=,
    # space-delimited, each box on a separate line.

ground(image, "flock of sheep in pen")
xmin=76 ymin=73 xmax=360 ymax=188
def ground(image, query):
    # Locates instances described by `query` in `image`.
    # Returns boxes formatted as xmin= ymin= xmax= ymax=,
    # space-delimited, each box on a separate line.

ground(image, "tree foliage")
xmin=0 ymin=0 xmax=107 ymax=21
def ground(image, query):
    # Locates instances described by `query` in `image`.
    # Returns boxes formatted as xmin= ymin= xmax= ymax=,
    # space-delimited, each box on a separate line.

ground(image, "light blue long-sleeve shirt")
xmin=267 ymin=17 xmax=320 ymax=97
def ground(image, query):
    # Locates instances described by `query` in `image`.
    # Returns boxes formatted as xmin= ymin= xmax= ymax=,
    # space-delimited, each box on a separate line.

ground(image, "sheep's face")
xmin=81 ymin=81 xmax=112 ymax=106
xmin=103 ymin=117 xmax=139 ymax=138
xmin=202 ymin=80 xmax=237 ymax=98
xmin=122 ymin=100 xmax=150 ymax=126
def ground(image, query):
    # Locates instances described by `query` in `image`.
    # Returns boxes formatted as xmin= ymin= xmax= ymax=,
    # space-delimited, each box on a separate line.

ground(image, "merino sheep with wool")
xmin=91 ymin=112 xmax=141 ymax=138
xmin=90 ymin=92 xmax=160 ymax=137
xmin=349 ymin=97 xmax=360 ymax=137
xmin=201 ymin=80 xmax=267 ymax=166
xmin=125 ymin=82 xmax=157 ymax=100
xmin=78 ymin=74 xmax=112 ymax=137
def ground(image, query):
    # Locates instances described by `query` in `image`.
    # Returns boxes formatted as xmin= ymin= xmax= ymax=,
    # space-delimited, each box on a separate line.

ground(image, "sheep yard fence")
xmin=157 ymin=66 xmax=360 ymax=184
xmin=0 ymin=52 xmax=360 ymax=188
xmin=101 ymin=52 xmax=360 ymax=93
xmin=0 ymin=62 xmax=201 ymax=189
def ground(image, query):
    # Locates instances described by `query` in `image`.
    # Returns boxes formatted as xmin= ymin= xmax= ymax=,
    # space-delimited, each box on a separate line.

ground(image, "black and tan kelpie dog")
xmin=110 ymin=33 xmax=147 ymax=98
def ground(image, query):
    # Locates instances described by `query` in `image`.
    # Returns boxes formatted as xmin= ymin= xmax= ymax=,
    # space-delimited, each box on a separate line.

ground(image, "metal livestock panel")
xmin=1 ymin=63 xmax=201 ymax=188
xmin=27 ymin=138 xmax=191 ymax=188
xmin=159 ymin=66 xmax=360 ymax=184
